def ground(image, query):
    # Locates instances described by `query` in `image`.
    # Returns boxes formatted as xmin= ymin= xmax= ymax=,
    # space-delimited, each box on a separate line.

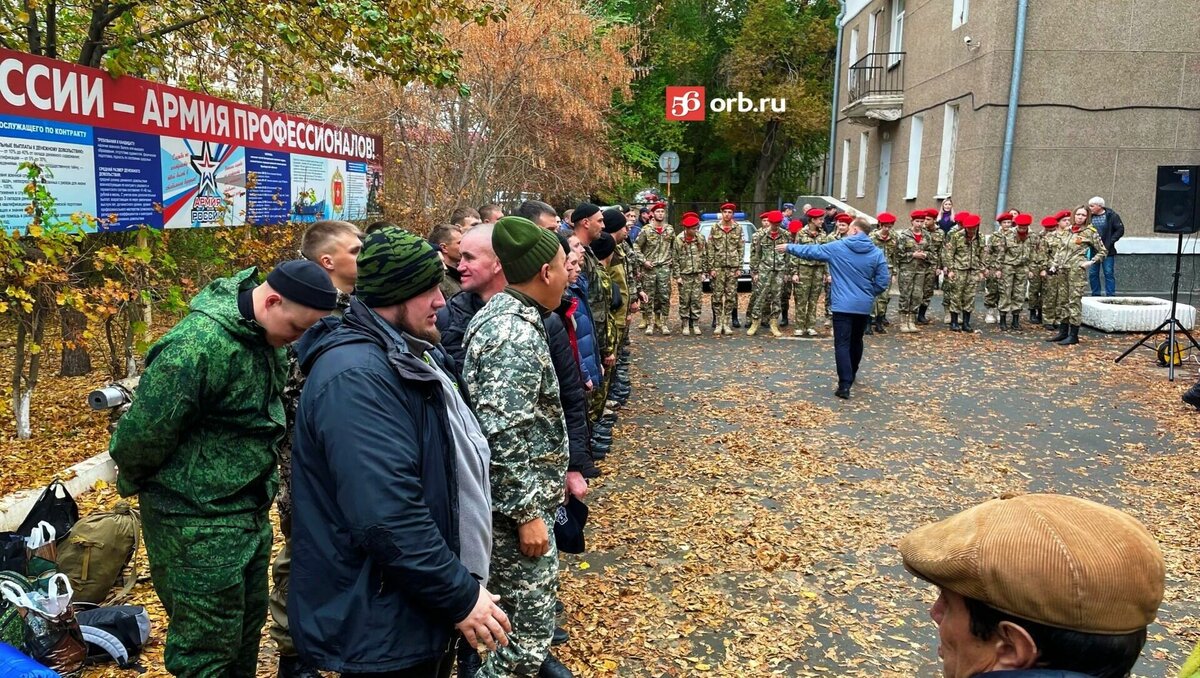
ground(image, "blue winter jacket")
xmin=786 ymin=232 xmax=890 ymax=315
xmin=567 ymin=280 xmax=601 ymax=388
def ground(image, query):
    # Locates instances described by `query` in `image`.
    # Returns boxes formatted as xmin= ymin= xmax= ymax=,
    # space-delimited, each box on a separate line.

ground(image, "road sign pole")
xmin=666 ymin=170 xmax=672 ymax=201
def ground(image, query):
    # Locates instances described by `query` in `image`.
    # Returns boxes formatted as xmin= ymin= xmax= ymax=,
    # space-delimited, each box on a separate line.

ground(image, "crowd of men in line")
xmin=102 ymin=193 xmax=1180 ymax=678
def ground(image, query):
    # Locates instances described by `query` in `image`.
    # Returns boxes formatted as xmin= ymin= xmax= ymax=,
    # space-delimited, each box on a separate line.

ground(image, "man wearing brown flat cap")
xmin=898 ymin=493 xmax=1165 ymax=678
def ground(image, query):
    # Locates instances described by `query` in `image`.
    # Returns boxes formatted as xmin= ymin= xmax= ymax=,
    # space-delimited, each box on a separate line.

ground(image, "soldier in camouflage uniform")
xmin=1026 ymin=222 xmax=1049 ymax=325
xmin=1039 ymin=212 xmax=1072 ymax=332
xmin=109 ymin=262 xmax=338 ymax=678
xmin=463 ymin=216 xmax=572 ymax=678
xmin=867 ymin=213 xmax=898 ymax=334
xmin=747 ymin=210 xmax=791 ymax=337
xmin=893 ymin=211 xmax=934 ymax=333
xmin=611 ymin=208 xmax=644 ymax=406
xmin=918 ymin=209 xmax=946 ymax=325
xmin=994 ymin=213 xmax=1034 ymax=331
xmin=1046 ymin=206 xmax=1105 ymax=345
xmin=981 ymin=214 xmax=1011 ymax=324
xmin=636 ymin=202 xmax=674 ymax=335
xmin=789 ymin=209 xmax=828 ymax=337
xmin=707 ymin=203 xmax=744 ymax=335
xmin=673 ymin=212 xmax=707 ymax=335
xmin=941 ymin=214 xmax=986 ymax=332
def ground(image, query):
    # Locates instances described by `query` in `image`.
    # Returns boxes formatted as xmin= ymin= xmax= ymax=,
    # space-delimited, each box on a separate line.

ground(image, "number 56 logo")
xmin=666 ymin=86 xmax=706 ymax=121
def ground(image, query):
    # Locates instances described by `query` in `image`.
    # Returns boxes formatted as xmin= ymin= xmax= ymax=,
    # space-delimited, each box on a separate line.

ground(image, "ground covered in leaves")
xmin=2 ymin=296 xmax=1196 ymax=677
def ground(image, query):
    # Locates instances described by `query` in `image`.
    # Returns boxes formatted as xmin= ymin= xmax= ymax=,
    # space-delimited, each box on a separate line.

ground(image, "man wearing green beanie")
xmin=462 ymin=216 xmax=574 ymax=678
xmin=290 ymin=227 xmax=511 ymax=677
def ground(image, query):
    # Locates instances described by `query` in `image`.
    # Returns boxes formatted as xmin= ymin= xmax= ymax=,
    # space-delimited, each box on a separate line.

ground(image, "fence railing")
xmin=847 ymin=52 xmax=905 ymax=103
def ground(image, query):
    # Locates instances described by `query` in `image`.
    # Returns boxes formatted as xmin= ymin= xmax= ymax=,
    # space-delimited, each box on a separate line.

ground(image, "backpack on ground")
xmin=56 ymin=502 xmax=140 ymax=605
xmin=75 ymin=605 xmax=150 ymax=668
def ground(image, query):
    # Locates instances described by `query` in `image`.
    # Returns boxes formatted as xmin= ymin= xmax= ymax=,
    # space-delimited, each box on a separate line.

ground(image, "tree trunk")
xmin=752 ymin=120 xmax=791 ymax=205
xmin=59 ymin=307 xmax=92 ymax=376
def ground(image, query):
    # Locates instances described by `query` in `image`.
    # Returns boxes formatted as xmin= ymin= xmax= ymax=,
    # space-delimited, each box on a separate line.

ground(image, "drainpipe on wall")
xmin=825 ymin=1 xmax=847 ymax=196
xmin=995 ymin=0 xmax=1029 ymax=217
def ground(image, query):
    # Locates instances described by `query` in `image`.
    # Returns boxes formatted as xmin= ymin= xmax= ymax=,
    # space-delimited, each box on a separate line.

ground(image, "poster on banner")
xmin=0 ymin=47 xmax=383 ymax=232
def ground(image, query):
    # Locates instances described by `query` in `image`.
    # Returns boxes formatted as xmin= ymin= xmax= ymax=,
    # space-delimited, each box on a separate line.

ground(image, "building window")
xmin=840 ymin=139 xmax=851 ymax=200
xmin=889 ymin=0 xmax=905 ymax=65
xmin=857 ymin=131 xmax=869 ymax=198
xmin=952 ymin=0 xmax=969 ymax=29
xmin=906 ymin=115 xmax=923 ymax=200
xmin=848 ymin=28 xmax=859 ymax=89
xmin=937 ymin=104 xmax=959 ymax=198
xmin=867 ymin=10 xmax=881 ymax=54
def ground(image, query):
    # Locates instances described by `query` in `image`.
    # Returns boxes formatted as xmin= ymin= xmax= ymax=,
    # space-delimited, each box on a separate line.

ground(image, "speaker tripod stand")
xmin=1115 ymin=232 xmax=1200 ymax=381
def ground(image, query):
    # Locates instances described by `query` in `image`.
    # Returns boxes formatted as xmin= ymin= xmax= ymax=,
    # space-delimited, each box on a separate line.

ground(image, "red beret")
xmin=720 ymin=202 xmax=737 ymax=211
xmin=963 ymin=214 xmax=981 ymax=228
xmin=1042 ymin=216 xmax=1058 ymax=228
xmin=651 ymin=202 xmax=666 ymax=211
xmin=836 ymin=213 xmax=853 ymax=224
xmin=788 ymin=221 xmax=803 ymax=235
xmin=1014 ymin=213 xmax=1033 ymax=226
xmin=1055 ymin=210 xmax=1072 ymax=220
xmin=997 ymin=213 xmax=1014 ymax=222
xmin=763 ymin=210 xmax=784 ymax=224
xmin=953 ymin=211 xmax=969 ymax=223
xmin=877 ymin=212 xmax=897 ymax=224
xmin=910 ymin=210 xmax=927 ymax=220
xmin=681 ymin=213 xmax=700 ymax=227
xmin=806 ymin=208 xmax=825 ymax=219
xmin=926 ymin=209 xmax=940 ymax=218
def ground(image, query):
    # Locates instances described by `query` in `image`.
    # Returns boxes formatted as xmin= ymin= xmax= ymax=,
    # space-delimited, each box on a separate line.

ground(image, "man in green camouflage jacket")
xmin=109 ymin=261 xmax=337 ymax=677
xmin=673 ymin=212 xmax=707 ymax=335
xmin=706 ymin=203 xmax=744 ymax=335
xmin=463 ymin=216 xmax=573 ymax=678
xmin=636 ymin=202 xmax=674 ymax=335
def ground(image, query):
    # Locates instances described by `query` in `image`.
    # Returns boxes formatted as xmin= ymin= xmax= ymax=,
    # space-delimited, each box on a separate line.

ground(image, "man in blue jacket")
xmin=291 ymin=227 xmax=510 ymax=677
xmin=778 ymin=216 xmax=890 ymax=399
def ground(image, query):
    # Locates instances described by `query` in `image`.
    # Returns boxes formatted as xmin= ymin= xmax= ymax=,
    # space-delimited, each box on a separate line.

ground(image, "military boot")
xmin=950 ymin=312 xmax=961 ymax=332
xmin=961 ymin=311 xmax=974 ymax=332
xmin=539 ymin=654 xmax=575 ymax=678
xmin=644 ymin=317 xmax=655 ymax=335
xmin=865 ymin=317 xmax=875 ymax=335
xmin=901 ymin=313 xmax=918 ymax=333
xmin=660 ymin=317 xmax=671 ymax=335
xmin=732 ymin=308 xmax=742 ymax=328
xmin=1010 ymin=313 xmax=1020 ymax=330
xmin=638 ymin=314 xmax=648 ymax=329
xmin=779 ymin=311 xmax=789 ymax=328
xmin=874 ymin=315 xmax=886 ymax=334
xmin=998 ymin=312 xmax=1008 ymax=330
xmin=1045 ymin=322 xmax=1069 ymax=342
xmin=916 ymin=305 xmax=931 ymax=325
xmin=1057 ymin=324 xmax=1080 ymax=345
xmin=769 ymin=319 xmax=782 ymax=337
xmin=1182 ymin=378 xmax=1200 ymax=409
xmin=747 ymin=320 xmax=760 ymax=336
xmin=1029 ymin=308 xmax=1038 ymax=323
xmin=278 ymin=656 xmax=322 ymax=678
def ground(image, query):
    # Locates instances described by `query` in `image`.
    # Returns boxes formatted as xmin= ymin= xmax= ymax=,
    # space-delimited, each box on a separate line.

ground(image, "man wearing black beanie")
xmin=109 ymin=261 xmax=337 ymax=678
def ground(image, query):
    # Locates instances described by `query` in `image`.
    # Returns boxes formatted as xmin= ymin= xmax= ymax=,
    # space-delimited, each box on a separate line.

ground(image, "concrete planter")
xmin=0 ymin=452 xmax=117 ymax=531
xmin=1082 ymin=297 xmax=1197 ymax=332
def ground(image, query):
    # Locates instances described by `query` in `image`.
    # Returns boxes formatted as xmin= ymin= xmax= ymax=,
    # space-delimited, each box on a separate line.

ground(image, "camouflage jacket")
xmin=922 ymin=226 xmax=946 ymax=268
xmin=462 ymin=290 xmax=568 ymax=524
xmin=672 ymin=232 xmax=707 ymax=275
xmin=606 ymin=248 xmax=630 ymax=331
xmin=636 ymin=223 xmax=675 ymax=267
xmin=1052 ymin=225 xmax=1106 ymax=270
xmin=894 ymin=228 xmax=936 ymax=269
xmin=750 ymin=227 xmax=790 ymax=273
xmin=942 ymin=230 xmax=986 ymax=272
xmin=983 ymin=229 xmax=1009 ymax=270
xmin=620 ymin=240 xmax=644 ymax=296
xmin=870 ymin=230 xmax=898 ymax=268
xmin=994 ymin=229 xmax=1033 ymax=269
xmin=109 ymin=268 xmax=284 ymax=523
xmin=706 ymin=221 xmax=744 ymax=269
xmin=790 ymin=228 xmax=827 ymax=271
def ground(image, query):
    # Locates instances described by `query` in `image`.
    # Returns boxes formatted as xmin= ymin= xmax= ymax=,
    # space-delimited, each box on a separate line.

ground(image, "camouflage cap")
xmin=355 ymin=227 xmax=444 ymax=308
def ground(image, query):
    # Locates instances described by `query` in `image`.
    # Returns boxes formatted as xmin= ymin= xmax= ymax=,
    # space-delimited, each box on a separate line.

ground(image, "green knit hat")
xmin=355 ymin=227 xmax=445 ymax=307
xmin=492 ymin=216 xmax=561 ymax=283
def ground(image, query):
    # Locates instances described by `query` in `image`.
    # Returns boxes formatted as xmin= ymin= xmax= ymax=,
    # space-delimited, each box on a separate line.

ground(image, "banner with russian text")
xmin=0 ymin=48 xmax=384 ymax=231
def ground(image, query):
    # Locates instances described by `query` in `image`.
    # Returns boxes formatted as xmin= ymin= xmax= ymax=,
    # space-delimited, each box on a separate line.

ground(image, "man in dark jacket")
xmin=898 ymin=493 xmax=1164 ymax=678
xmin=109 ymin=261 xmax=339 ymax=678
xmin=291 ymin=228 xmax=510 ymax=677
xmin=1087 ymin=197 xmax=1124 ymax=296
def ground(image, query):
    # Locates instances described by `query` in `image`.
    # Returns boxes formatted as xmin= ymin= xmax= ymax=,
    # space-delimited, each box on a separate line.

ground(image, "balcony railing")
xmin=847 ymin=52 xmax=905 ymax=103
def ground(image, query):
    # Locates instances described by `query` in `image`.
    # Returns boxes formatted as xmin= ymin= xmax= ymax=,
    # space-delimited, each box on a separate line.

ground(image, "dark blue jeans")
xmin=832 ymin=312 xmax=869 ymax=389
xmin=1088 ymin=255 xmax=1116 ymax=296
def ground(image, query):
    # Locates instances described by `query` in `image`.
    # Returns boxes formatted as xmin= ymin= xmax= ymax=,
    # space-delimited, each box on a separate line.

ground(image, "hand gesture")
xmin=455 ymin=585 xmax=512 ymax=652
xmin=1079 ymin=261 xmax=1093 ymax=269
xmin=947 ymin=271 xmax=957 ymax=280
xmin=774 ymin=244 xmax=788 ymax=253
xmin=518 ymin=517 xmax=550 ymax=558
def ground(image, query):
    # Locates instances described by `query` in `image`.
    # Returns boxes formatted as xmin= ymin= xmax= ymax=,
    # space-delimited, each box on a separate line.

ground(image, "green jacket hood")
xmin=190 ymin=267 xmax=262 ymax=342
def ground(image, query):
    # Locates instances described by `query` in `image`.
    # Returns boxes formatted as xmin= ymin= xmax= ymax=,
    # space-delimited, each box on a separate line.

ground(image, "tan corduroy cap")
xmin=898 ymin=493 xmax=1165 ymax=634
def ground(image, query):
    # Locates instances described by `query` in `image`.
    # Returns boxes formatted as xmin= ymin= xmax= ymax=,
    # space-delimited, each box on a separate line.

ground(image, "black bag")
xmin=0 ymin=534 xmax=26 ymax=573
xmin=552 ymin=496 xmax=589 ymax=554
xmin=17 ymin=480 xmax=78 ymax=544
xmin=76 ymin=605 xmax=151 ymax=668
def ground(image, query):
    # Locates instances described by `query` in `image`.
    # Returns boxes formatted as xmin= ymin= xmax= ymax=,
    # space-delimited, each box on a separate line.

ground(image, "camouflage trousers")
xmin=710 ymin=268 xmax=739 ymax=324
xmin=479 ymin=514 xmax=559 ymax=678
xmin=984 ymin=274 xmax=1001 ymax=309
xmin=922 ymin=267 xmax=938 ymax=307
xmin=1042 ymin=272 xmax=1066 ymax=324
xmin=750 ymin=270 xmax=787 ymax=322
xmin=897 ymin=266 xmax=928 ymax=314
xmin=1027 ymin=274 xmax=1045 ymax=312
xmin=1063 ymin=265 xmax=1090 ymax=325
xmin=872 ymin=267 xmax=894 ymax=318
xmin=677 ymin=274 xmax=702 ymax=323
xmin=999 ymin=266 xmax=1029 ymax=313
xmin=268 ymin=532 xmax=295 ymax=656
xmin=646 ymin=265 xmax=672 ymax=317
xmin=143 ymin=512 xmax=272 ymax=678
xmin=792 ymin=266 xmax=824 ymax=332
xmin=945 ymin=270 xmax=981 ymax=313
xmin=779 ymin=277 xmax=793 ymax=319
